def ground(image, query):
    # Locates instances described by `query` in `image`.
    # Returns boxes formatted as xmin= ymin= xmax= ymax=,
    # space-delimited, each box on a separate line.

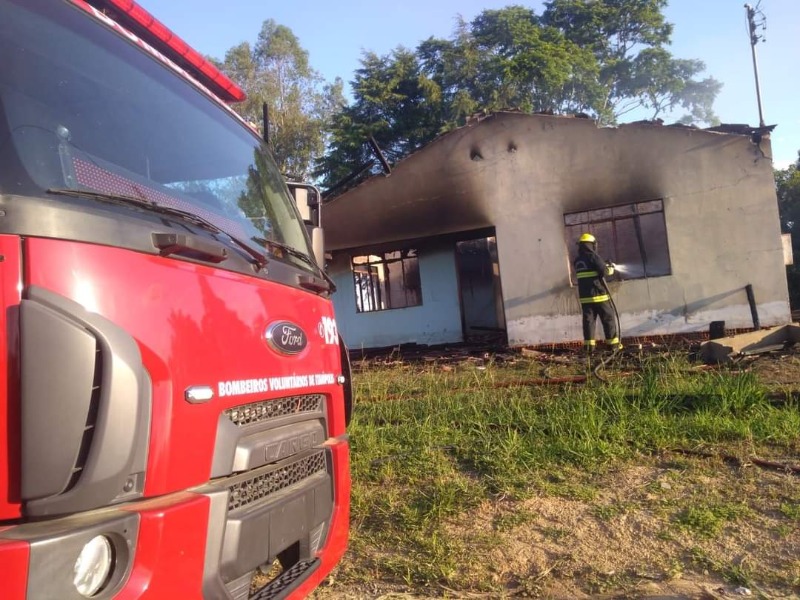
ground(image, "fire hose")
xmin=603 ymin=261 xmax=622 ymax=348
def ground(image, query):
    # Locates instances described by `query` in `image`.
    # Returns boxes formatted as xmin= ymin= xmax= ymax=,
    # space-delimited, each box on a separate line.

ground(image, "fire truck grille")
xmin=225 ymin=394 xmax=324 ymax=427
xmin=227 ymin=451 xmax=326 ymax=511
xmin=250 ymin=559 xmax=319 ymax=600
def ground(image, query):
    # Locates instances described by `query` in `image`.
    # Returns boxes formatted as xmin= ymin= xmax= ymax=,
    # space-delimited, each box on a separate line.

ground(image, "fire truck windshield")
xmin=0 ymin=0 xmax=316 ymax=272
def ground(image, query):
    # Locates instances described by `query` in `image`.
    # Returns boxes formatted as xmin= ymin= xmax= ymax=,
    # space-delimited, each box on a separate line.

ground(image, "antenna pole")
xmin=745 ymin=4 xmax=766 ymax=127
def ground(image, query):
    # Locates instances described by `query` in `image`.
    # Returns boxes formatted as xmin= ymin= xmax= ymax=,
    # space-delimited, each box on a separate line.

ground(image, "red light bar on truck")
xmin=80 ymin=0 xmax=246 ymax=103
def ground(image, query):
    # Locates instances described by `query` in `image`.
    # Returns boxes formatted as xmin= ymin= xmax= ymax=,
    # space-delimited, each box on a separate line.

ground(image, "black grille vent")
xmin=225 ymin=394 xmax=324 ymax=427
xmin=66 ymin=344 xmax=102 ymax=490
xmin=250 ymin=559 xmax=319 ymax=600
xmin=228 ymin=451 xmax=326 ymax=512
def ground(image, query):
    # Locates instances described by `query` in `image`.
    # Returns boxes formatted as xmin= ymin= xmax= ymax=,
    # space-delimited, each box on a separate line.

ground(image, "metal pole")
xmin=745 ymin=4 xmax=765 ymax=127
xmin=745 ymin=283 xmax=761 ymax=330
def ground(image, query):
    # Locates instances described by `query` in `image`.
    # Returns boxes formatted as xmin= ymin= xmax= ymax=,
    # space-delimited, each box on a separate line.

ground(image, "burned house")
xmin=321 ymin=112 xmax=790 ymax=350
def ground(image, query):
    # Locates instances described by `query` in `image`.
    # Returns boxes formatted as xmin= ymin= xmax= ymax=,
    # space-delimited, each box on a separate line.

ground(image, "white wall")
xmin=329 ymin=245 xmax=463 ymax=350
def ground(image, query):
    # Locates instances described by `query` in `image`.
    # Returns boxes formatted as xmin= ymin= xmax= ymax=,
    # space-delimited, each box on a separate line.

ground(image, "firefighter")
xmin=573 ymin=233 xmax=622 ymax=352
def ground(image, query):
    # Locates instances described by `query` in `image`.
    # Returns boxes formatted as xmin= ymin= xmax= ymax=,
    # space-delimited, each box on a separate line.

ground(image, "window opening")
xmin=351 ymin=249 xmax=422 ymax=312
xmin=565 ymin=199 xmax=670 ymax=281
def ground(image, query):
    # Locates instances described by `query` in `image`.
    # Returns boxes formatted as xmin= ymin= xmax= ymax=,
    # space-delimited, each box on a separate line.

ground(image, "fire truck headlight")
xmin=73 ymin=535 xmax=114 ymax=597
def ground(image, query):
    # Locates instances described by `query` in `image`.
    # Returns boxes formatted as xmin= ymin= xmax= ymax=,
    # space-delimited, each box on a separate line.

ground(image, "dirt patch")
xmin=749 ymin=351 xmax=800 ymax=387
xmin=314 ymin=454 xmax=799 ymax=599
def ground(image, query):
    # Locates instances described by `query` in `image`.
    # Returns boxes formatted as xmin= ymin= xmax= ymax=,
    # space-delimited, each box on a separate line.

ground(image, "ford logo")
xmin=265 ymin=321 xmax=307 ymax=355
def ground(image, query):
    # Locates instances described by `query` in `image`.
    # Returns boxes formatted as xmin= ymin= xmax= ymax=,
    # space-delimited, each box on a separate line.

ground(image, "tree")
xmin=541 ymin=0 xmax=721 ymax=124
xmin=464 ymin=6 xmax=601 ymax=115
xmin=315 ymin=48 xmax=444 ymax=190
xmin=776 ymin=152 xmax=800 ymax=308
xmin=217 ymin=20 xmax=343 ymax=179
xmin=417 ymin=19 xmax=481 ymax=128
xmin=318 ymin=2 xmax=721 ymax=193
xmin=616 ymin=48 xmax=722 ymax=123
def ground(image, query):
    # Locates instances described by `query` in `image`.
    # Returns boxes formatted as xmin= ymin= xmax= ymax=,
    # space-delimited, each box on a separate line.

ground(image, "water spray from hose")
xmin=610 ymin=262 xmax=645 ymax=278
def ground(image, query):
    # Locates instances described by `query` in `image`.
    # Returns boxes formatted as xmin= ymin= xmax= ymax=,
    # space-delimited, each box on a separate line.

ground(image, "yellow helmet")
xmin=578 ymin=233 xmax=596 ymax=244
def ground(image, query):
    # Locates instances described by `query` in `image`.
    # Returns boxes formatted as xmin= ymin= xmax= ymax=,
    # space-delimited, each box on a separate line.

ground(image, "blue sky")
xmin=137 ymin=0 xmax=799 ymax=168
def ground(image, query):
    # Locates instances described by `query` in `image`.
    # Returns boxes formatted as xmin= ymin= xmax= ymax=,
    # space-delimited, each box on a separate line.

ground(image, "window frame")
xmin=564 ymin=199 xmax=671 ymax=282
xmin=351 ymin=248 xmax=422 ymax=313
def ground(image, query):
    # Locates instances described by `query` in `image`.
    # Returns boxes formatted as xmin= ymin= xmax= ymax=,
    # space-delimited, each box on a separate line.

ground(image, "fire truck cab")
xmin=0 ymin=1 xmax=351 ymax=598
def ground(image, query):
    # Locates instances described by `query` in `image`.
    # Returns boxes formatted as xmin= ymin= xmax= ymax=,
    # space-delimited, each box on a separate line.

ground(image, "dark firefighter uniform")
xmin=573 ymin=233 xmax=622 ymax=351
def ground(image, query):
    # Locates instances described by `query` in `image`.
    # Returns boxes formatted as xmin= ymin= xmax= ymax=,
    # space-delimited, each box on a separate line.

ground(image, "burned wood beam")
xmin=368 ymin=136 xmax=392 ymax=174
xmin=322 ymin=159 xmax=376 ymax=200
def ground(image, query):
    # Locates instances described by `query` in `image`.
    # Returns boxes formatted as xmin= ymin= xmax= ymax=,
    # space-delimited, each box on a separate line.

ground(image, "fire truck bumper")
xmin=0 ymin=438 xmax=350 ymax=600
xmin=0 ymin=491 xmax=207 ymax=599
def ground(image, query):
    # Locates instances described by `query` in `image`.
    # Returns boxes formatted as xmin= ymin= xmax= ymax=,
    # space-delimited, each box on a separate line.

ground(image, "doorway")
xmin=455 ymin=235 xmax=506 ymax=344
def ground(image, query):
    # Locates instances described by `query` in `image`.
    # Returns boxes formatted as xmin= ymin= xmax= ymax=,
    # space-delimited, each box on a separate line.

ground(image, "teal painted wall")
xmin=329 ymin=245 xmax=463 ymax=350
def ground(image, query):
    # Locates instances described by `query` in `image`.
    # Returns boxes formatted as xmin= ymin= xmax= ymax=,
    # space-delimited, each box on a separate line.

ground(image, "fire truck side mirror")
xmin=311 ymin=226 xmax=325 ymax=269
xmin=287 ymin=182 xmax=324 ymax=268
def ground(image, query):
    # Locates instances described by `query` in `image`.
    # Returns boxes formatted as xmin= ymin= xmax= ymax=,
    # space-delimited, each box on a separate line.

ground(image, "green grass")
xmin=333 ymin=353 xmax=800 ymax=595
xmin=676 ymin=501 xmax=752 ymax=538
xmin=780 ymin=502 xmax=800 ymax=520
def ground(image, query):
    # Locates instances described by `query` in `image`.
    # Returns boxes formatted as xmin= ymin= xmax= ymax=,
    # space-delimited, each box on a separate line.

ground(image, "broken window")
xmin=565 ymin=200 xmax=671 ymax=280
xmin=352 ymin=249 xmax=422 ymax=312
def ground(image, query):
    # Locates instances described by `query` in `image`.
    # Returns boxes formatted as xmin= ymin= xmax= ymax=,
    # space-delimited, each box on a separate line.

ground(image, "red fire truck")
xmin=0 ymin=0 xmax=352 ymax=598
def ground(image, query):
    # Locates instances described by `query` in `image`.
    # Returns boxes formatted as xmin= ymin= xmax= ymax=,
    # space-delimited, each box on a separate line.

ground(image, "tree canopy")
xmin=314 ymin=47 xmax=445 ymax=191
xmin=210 ymin=3 xmax=722 ymax=193
xmin=215 ymin=20 xmax=344 ymax=180
xmin=316 ymin=1 xmax=722 ymax=191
